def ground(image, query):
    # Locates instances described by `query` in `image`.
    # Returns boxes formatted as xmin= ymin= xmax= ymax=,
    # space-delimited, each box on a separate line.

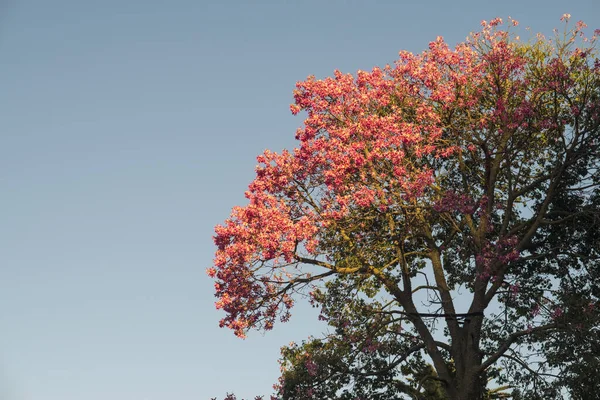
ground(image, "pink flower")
xmin=290 ymin=104 xmax=301 ymax=115
xmin=551 ymin=307 xmax=564 ymax=319
xmin=489 ymin=17 xmax=503 ymax=27
xmin=305 ymin=358 xmax=318 ymax=376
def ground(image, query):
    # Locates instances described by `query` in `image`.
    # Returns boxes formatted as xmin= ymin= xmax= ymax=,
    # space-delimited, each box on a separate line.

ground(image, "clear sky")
xmin=0 ymin=1 xmax=597 ymax=399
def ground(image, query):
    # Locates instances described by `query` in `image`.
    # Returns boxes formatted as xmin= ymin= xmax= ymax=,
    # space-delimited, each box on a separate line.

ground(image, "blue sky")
xmin=1 ymin=1 xmax=597 ymax=399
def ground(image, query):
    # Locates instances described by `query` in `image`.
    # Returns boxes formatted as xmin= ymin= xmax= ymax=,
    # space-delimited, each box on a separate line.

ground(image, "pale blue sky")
xmin=1 ymin=1 xmax=597 ymax=399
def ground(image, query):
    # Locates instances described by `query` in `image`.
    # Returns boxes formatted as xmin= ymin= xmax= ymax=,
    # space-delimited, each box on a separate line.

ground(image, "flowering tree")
xmin=209 ymin=16 xmax=600 ymax=400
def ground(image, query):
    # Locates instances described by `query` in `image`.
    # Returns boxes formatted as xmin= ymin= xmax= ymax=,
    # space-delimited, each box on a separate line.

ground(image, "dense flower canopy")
xmin=210 ymin=16 xmax=600 ymax=399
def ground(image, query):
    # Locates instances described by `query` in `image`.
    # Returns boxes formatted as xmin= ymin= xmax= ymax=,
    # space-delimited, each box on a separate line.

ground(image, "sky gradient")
xmin=1 ymin=1 xmax=597 ymax=399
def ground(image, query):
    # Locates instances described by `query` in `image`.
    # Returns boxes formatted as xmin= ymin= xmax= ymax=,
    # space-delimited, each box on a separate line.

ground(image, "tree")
xmin=209 ymin=16 xmax=600 ymax=400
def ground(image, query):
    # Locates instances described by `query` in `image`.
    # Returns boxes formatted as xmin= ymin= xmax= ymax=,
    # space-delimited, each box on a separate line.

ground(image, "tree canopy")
xmin=209 ymin=16 xmax=600 ymax=400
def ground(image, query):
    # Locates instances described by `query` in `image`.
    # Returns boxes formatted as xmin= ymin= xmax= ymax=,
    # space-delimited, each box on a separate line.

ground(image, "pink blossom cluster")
xmin=433 ymin=191 xmax=477 ymax=214
xmin=551 ymin=307 xmax=564 ymax=320
xmin=304 ymin=357 xmax=318 ymax=377
xmin=361 ymin=337 xmax=380 ymax=354
xmin=476 ymin=236 xmax=520 ymax=279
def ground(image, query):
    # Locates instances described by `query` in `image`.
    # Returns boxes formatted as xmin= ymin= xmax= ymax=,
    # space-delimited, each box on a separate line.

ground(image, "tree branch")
xmin=480 ymin=322 xmax=559 ymax=372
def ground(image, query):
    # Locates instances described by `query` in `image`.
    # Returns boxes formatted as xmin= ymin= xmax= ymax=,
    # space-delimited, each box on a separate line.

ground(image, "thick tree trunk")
xmin=447 ymin=317 xmax=486 ymax=400
xmin=456 ymin=363 xmax=486 ymax=400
